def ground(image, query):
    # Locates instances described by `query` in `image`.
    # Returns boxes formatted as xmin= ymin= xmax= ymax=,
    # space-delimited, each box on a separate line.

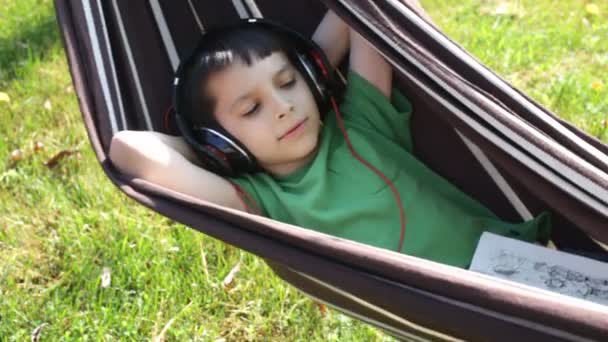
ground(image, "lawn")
xmin=0 ymin=0 xmax=606 ymax=340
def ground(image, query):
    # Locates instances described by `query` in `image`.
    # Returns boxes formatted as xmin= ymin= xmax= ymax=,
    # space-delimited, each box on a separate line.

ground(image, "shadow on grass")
xmin=0 ymin=15 xmax=60 ymax=83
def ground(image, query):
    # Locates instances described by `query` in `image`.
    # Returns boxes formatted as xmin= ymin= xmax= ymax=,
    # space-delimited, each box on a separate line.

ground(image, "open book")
xmin=470 ymin=232 xmax=608 ymax=306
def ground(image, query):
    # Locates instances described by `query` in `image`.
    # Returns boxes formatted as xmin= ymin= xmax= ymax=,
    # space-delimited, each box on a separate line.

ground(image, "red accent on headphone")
xmin=310 ymin=51 xmax=329 ymax=79
xmin=206 ymin=145 xmax=229 ymax=164
xmin=330 ymin=96 xmax=407 ymax=252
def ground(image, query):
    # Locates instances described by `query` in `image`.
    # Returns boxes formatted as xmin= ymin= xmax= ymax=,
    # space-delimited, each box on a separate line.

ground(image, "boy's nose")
xmin=274 ymin=95 xmax=294 ymax=119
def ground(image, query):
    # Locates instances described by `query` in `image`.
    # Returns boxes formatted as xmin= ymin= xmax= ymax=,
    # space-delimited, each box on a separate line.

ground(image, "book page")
xmin=470 ymin=232 xmax=608 ymax=306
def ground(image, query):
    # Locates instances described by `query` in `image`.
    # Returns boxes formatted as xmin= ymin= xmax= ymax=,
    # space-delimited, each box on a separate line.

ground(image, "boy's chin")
xmin=258 ymin=143 xmax=320 ymax=175
xmin=292 ymin=136 xmax=320 ymax=160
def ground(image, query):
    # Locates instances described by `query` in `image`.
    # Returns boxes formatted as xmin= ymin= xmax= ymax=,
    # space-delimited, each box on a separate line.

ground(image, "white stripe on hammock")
xmin=384 ymin=0 xmax=608 ymax=171
xmin=231 ymin=0 xmax=250 ymax=19
xmin=94 ymin=0 xmax=127 ymax=131
xmin=111 ymin=0 xmax=153 ymax=131
xmin=296 ymin=290 xmax=444 ymax=341
xmin=187 ymin=0 xmax=205 ymax=33
xmin=82 ymin=0 xmax=119 ymax=133
xmin=288 ymin=269 xmax=460 ymax=341
xmin=457 ymin=131 xmax=534 ymax=220
xmin=242 ymin=0 xmax=263 ymax=18
xmin=291 ymin=268 xmax=596 ymax=342
xmin=149 ymin=0 xmax=180 ymax=71
xmin=338 ymin=0 xmax=608 ymax=208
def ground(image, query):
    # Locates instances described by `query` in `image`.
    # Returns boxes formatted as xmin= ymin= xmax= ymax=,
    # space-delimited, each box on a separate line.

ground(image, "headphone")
xmin=173 ymin=18 xmax=338 ymax=177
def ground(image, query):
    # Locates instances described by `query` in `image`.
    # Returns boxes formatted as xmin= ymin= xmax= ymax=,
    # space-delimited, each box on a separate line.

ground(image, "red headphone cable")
xmin=230 ymin=181 xmax=262 ymax=215
xmin=329 ymin=96 xmax=406 ymax=252
xmin=164 ymin=106 xmax=174 ymax=132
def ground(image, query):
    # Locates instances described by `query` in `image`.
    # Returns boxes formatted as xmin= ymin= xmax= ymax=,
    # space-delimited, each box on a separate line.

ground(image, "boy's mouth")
xmin=278 ymin=117 xmax=308 ymax=140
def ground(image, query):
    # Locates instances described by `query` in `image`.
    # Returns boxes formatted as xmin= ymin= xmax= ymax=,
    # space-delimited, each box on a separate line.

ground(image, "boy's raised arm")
xmin=349 ymin=29 xmax=392 ymax=98
xmin=312 ymin=10 xmax=392 ymax=97
xmin=312 ymin=10 xmax=349 ymax=67
xmin=109 ymin=131 xmax=247 ymax=212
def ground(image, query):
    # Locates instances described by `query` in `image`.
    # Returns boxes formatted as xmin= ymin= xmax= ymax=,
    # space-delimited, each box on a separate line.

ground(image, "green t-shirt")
xmin=230 ymin=71 xmax=550 ymax=268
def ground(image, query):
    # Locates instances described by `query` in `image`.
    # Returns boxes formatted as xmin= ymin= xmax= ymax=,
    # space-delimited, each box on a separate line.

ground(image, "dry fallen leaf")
xmin=315 ymin=302 xmax=328 ymax=316
xmin=222 ymin=261 xmax=241 ymax=291
xmin=44 ymin=148 xmax=79 ymax=168
xmin=33 ymin=141 xmax=44 ymax=152
xmin=101 ymin=267 xmax=111 ymax=288
xmin=0 ymin=91 xmax=10 ymax=103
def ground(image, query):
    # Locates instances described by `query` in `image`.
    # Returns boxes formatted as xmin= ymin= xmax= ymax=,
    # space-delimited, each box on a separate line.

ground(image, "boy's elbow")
xmin=109 ymin=130 xmax=149 ymax=178
xmin=109 ymin=130 xmax=187 ymax=182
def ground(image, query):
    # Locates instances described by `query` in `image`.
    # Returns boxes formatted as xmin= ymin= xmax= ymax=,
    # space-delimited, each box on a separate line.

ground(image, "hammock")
xmin=54 ymin=0 xmax=608 ymax=340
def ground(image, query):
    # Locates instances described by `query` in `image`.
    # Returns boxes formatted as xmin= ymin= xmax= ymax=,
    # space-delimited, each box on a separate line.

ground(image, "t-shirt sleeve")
xmin=227 ymin=174 xmax=266 ymax=216
xmin=340 ymin=70 xmax=414 ymax=152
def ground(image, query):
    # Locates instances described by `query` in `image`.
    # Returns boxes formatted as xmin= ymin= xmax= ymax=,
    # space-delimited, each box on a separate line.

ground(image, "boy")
xmin=110 ymin=10 xmax=550 ymax=268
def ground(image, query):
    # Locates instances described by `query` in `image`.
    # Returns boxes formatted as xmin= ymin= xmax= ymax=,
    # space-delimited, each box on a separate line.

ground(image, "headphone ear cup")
xmin=190 ymin=130 xmax=235 ymax=175
xmin=173 ymin=69 xmax=258 ymax=176
xmin=174 ymin=113 xmax=238 ymax=176
xmin=292 ymin=52 xmax=331 ymax=113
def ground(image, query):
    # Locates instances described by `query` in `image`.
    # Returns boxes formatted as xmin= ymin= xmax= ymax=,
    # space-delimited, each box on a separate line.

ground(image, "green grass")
xmin=422 ymin=0 xmax=608 ymax=139
xmin=0 ymin=0 xmax=606 ymax=340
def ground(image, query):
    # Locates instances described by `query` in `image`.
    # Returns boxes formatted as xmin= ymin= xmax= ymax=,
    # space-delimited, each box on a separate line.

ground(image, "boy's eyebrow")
xmin=275 ymin=64 xmax=291 ymax=75
xmin=229 ymin=64 xmax=293 ymax=110
xmin=231 ymin=91 xmax=254 ymax=110
xmin=270 ymin=64 xmax=293 ymax=82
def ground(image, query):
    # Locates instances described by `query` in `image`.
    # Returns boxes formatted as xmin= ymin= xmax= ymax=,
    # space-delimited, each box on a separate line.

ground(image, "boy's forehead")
xmin=237 ymin=51 xmax=292 ymax=74
xmin=207 ymin=52 xmax=294 ymax=99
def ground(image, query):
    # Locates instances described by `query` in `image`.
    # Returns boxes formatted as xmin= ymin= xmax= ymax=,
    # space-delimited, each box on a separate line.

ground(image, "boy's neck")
xmin=264 ymin=144 xmax=320 ymax=178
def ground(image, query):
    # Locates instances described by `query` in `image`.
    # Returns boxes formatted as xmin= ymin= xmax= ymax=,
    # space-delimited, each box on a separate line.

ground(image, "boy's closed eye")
xmin=279 ymin=76 xmax=296 ymax=89
xmin=240 ymin=77 xmax=297 ymax=117
xmin=242 ymin=103 xmax=260 ymax=117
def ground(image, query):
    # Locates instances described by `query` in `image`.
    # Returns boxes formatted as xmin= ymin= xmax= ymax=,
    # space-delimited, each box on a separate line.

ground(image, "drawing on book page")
xmin=470 ymin=232 xmax=608 ymax=306
xmin=491 ymin=251 xmax=608 ymax=305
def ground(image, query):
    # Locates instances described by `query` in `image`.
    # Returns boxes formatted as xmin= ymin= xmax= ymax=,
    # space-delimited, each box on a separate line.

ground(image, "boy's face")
xmin=206 ymin=51 xmax=321 ymax=176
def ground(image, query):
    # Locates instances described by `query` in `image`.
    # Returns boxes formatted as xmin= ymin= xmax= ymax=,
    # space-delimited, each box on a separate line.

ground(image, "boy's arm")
xmin=313 ymin=2 xmax=429 ymax=93
xmin=311 ymin=10 xmax=349 ymax=67
xmin=109 ymin=130 xmax=247 ymax=212
xmin=349 ymin=29 xmax=392 ymax=98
